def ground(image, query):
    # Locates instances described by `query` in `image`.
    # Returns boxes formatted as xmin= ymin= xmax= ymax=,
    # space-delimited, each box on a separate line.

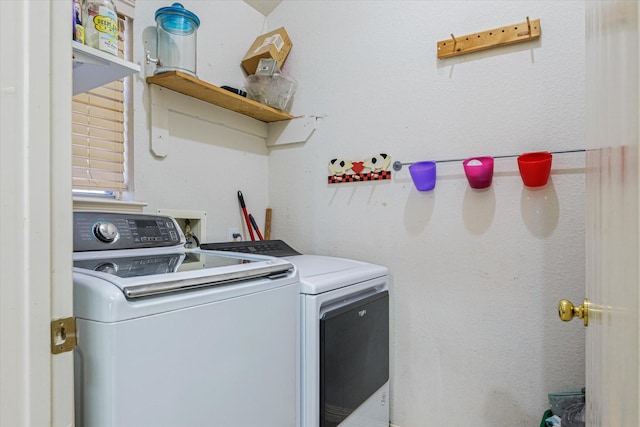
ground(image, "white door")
xmin=584 ymin=1 xmax=640 ymax=425
xmin=0 ymin=1 xmax=74 ymax=426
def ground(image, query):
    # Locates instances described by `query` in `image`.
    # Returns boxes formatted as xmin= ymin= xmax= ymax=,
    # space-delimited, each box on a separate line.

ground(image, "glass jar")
xmin=154 ymin=3 xmax=200 ymax=77
xmin=83 ymin=0 xmax=118 ymax=56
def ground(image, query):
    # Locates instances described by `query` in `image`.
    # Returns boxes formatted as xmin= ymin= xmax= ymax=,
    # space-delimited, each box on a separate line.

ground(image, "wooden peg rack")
xmin=437 ymin=17 xmax=541 ymax=59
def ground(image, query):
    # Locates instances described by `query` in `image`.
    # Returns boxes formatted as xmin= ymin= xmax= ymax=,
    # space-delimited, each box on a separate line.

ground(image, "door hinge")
xmin=51 ymin=317 xmax=77 ymax=354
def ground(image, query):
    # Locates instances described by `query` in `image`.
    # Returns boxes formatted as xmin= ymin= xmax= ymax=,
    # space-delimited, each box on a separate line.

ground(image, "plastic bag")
xmin=563 ymin=402 xmax=586 ymax=427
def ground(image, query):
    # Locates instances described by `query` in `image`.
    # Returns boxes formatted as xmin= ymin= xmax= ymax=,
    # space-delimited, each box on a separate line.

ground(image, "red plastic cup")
xmin=409 ymin=161 xmax=437 ymax=191
xmin=463 ymin=156 xmax=494 ymax=189
xmin=517 ymin=151 xmax=553 ymax=187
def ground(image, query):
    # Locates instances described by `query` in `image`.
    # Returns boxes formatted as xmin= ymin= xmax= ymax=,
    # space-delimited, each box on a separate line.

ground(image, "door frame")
xmin=0 ymin=0 xmax=74 ymax=425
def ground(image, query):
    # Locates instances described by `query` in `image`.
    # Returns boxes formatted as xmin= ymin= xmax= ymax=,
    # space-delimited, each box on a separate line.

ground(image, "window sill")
xmin=73 ymin=197 xmax=148 ymax=212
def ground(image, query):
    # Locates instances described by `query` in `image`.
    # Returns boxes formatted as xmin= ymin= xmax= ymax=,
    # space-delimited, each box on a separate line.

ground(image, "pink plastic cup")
xmin=409 ymin=161 xmax=437 ymax=191
xmin=517 ymin=151 xmax=553 ymax=187
xmin=463 ymin=156 xmax=494 ymax=189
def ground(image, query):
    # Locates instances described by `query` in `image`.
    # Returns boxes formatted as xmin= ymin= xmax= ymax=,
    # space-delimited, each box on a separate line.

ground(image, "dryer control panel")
xmin=73 ymin=211 xmax=185 ymax=252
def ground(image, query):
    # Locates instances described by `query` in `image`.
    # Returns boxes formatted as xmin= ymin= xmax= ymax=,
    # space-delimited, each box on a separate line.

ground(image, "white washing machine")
xmin=201 ymin=241 xmax=390 ymax=427
xmin=73 ymin=212 xmax=300 ymax=427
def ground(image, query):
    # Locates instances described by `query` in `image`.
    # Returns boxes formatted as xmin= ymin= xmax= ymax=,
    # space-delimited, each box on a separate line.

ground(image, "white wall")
xmin=267 ymin=1 xmax=586 ymax=426
xmin=133 ymin=0 xmax=271 ymax=241
xmin=132 ymin=1 xmax=586 ymax=426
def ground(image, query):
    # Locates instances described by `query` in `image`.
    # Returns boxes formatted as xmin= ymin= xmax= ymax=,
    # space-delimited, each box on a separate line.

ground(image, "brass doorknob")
xmin=558 ymin=299 xmax=590 ymax=327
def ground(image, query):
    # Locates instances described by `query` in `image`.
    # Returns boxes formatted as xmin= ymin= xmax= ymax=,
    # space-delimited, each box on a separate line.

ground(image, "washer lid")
xmin=74 ymin=249 xmax=293 ymax=298
xmin=285 ymin=255 xmax=388 ymax=295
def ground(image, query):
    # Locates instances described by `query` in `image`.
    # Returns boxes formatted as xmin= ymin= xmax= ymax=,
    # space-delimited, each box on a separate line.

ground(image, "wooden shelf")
xmin=146 ymin=71 xmax=294 ymax=123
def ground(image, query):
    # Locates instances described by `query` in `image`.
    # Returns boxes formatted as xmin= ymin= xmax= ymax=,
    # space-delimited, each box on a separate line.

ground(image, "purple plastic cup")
xmin=409 ymin=161 xmax=437 ymax=191
xmin=463 ymin=156 xmax=494 ymax=189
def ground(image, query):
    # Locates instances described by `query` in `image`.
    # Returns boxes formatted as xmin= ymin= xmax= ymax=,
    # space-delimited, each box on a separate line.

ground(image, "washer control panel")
xmin=74 ymin=211 xmax=185 ymax=252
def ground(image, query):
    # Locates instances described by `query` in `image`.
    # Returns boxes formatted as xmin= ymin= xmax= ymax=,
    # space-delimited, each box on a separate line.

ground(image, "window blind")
xmin=72 ymin=14 xmax=129 ymax=193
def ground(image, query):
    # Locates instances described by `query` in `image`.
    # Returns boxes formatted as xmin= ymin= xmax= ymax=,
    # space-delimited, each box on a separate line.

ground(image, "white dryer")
xmin=201 ymin=241 xmax=390 ymax=427
xmin=288 ymin=254 xmax=389 ymax=427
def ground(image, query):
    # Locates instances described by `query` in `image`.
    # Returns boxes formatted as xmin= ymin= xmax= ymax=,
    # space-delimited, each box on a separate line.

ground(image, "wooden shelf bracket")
xmin=437 ymin=17 xmax=541 ymax=59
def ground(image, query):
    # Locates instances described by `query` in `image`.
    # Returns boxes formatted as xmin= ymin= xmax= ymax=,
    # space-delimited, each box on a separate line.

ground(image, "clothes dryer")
xmin=288 ymin=254 xmax=389 ymax=427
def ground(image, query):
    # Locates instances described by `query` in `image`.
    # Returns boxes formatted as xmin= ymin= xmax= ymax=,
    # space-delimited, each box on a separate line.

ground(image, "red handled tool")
xmin=249 ymin=214 xmax=264 ymax=240
xmin=237 ymin=191 xmax=255 ymax=241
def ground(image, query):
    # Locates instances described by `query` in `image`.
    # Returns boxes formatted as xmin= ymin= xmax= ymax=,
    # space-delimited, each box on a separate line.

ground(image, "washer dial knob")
xmin=93 ymin=221 xmax=119 ymax=243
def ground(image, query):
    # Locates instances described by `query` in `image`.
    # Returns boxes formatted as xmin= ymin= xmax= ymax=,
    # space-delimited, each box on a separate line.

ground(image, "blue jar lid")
xmin=155 ymin=3 xmax=200 ymax=33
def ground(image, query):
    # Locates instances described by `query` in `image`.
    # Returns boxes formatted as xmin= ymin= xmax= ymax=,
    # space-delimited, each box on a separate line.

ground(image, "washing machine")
xmin=201 ymin=240 xmax=390 ymax=427
xmin=73 ymin=212 xmax=300 ymax=427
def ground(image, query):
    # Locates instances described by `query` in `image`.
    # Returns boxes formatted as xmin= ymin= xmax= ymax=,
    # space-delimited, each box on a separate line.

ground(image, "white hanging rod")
xmin=392 ymin=149 xmax=585 ymax=171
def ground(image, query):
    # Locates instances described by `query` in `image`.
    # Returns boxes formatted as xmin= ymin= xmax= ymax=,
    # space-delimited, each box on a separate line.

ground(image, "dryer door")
xmin=319 ymin=291 xmax=389 ymax=427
